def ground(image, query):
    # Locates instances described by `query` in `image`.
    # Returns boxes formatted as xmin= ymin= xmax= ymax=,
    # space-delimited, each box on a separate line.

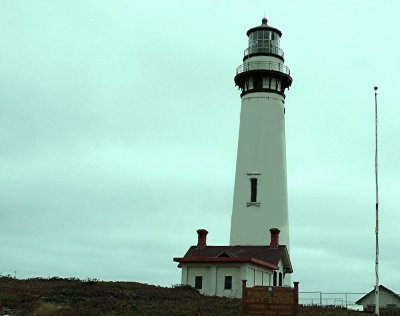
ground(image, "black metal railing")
xmin=244 ymin=45 xmax=284 ymax=58
xmin=236 ymin=61 xmax=291 ymax=76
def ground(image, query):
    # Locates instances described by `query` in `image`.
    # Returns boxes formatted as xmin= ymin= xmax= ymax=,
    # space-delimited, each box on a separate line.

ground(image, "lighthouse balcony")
xmin=243 ymin=45 xmax=284 ymax=61
xmin=234 ymin=61 xmax=292 ymax=97
xmin=236 ymin=61 xmax=290 ymax=76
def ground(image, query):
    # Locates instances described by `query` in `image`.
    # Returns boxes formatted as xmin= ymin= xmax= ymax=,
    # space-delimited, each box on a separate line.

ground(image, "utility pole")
xmin=374 ymin=86 xmax=379 ymax=316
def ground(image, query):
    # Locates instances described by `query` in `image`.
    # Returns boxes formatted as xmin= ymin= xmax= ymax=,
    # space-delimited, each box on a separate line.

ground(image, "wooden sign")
xmin=241 ymin=282 xmax=299 ymax=316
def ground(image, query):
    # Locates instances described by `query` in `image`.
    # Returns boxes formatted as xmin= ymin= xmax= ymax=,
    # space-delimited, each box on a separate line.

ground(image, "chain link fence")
xmin=299 ymin=291 xmax=400 ymax=315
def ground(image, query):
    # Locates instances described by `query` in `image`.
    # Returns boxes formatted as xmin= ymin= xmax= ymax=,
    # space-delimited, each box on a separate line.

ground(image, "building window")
xmin=276 ymin=79 xmax=281 ymax=91
xmin=366 ymin=305 xmax=375 ymax=312
xmin=273 ymin=271 xmax=277 ymax=286
xmin=224 ymin=276 xmax=232 ymax=290
xmin=195 ymin=276 xmax=202 ymax=289
xmin=253 ymin=77 xmax=262 ymax=89
xmin=279 ymin=272 xmax=283 ymax=286
xmin=250 ymin=178 xmax=257 ymax=202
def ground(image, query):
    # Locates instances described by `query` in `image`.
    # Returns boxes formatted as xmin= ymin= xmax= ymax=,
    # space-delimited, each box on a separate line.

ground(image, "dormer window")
xmin=217 ymin=251 xmax=232 ymax=258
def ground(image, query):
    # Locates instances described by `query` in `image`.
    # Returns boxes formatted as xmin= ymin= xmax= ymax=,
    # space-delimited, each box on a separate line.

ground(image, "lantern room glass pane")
xmin=249 ymin=30 xmax=280 ymax=49
xmin=271 ymin=31 xmax=280 ymax=46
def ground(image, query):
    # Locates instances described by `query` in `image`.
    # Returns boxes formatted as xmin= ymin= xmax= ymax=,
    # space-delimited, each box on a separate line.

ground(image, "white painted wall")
xmin=276 ymin=260 xmax=291 ymax=286
xmin=262 ymin=271 xmax=270 ymax=286
xmin=245 ymin=55 xmax=282 ymax=63
xmin=180 ymin=261 xmax=290 ymax=298
xmin=247 ymin=266 xmax=255 ymax=287
xmin=216 ymin=266 xmax=241 ymax=297
xmin=185 ymin=266 xmax=211 ymax=295
xmin=181 ymin=263 xmax=243 ymax=297
xmin=246 ymin=263 xmax=275 ymax=287
xmin=230 ymin=91 xmax=289 ymax=248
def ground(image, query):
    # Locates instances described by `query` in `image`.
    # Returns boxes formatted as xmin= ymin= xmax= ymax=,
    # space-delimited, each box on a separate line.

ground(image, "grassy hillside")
xmin=0 ymin=276 xmax=240 ymax=316
xmin=0 ymin=276 xmax=376 ymax=315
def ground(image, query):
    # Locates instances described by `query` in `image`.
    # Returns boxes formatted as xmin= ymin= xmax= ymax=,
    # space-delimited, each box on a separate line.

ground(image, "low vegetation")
xmin=0 ymin=276 xmax=240 ymax=315
xmin=0 ymin=276 xmax=395 ymax=315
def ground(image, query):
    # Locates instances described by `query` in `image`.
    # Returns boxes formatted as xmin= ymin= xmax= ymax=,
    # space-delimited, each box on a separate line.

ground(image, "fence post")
xmin=294 ymin=282 xmax=299 ymax=316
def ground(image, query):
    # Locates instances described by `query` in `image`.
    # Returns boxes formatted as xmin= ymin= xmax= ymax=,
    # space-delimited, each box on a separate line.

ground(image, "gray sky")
xmin=1 ymin=0 xmax=400 ymax=296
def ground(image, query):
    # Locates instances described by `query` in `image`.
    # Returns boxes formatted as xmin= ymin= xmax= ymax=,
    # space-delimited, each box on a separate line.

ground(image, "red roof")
xmin=174 ymin=245 xmax=292 ymax=272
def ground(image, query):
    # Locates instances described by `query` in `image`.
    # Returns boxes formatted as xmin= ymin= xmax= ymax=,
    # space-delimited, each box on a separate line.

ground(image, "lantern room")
xmin=244 ymin=18 xmax=284 ymax=61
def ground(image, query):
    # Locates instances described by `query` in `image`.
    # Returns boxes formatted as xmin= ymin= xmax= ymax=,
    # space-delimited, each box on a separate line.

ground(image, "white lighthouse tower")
xmin=174 ymin=19 xmax=294 ymax=292
xmin=230 ymin=18 xmax=293 ymax=248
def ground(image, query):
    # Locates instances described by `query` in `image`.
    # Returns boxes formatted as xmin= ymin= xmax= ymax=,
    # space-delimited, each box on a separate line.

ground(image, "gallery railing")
xmin=236 ymin=61 xmax=291 ymax=76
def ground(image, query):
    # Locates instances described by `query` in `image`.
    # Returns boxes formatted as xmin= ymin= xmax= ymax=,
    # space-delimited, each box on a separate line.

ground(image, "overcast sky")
xmin=1 ymin=0 xmax=400 ymax=300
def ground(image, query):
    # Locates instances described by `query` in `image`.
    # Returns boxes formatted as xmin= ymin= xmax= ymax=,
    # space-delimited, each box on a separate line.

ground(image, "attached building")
xmin=173 ymin=228 xmax=292 ymax=298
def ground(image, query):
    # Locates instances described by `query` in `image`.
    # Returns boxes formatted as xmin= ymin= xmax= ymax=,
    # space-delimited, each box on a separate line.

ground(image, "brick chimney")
xmin=197 ymin=229 xmax=208 ymax=247
xmin=269 ymin=228 xmax=280 ymax=247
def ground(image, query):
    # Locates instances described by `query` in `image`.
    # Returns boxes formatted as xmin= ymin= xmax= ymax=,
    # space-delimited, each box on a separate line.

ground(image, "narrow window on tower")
xmin=250 ymin=178 xmax=257 ymax=202
xmin=273 ymin=271 xmax=277 ymax=286
xmin=247 ymin=173 xmax=261 ymax=206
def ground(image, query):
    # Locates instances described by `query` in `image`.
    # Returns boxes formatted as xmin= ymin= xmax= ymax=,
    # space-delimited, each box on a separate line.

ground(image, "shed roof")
xmin=356 ymin=285 xmax=400 ymax=305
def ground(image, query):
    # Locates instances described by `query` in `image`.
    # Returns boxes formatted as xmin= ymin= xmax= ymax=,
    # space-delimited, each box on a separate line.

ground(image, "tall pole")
xmin=374 ymin=86 xmax=379 ymax=316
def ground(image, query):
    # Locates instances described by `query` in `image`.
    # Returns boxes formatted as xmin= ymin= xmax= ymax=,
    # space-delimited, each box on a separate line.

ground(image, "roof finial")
xmin=262 ymin=17 xmax=268 ymax=25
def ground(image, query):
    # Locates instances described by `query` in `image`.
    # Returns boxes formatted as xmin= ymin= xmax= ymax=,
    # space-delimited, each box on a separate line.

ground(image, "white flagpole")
xmin=374 ymin=86 xmax=379 ymax=316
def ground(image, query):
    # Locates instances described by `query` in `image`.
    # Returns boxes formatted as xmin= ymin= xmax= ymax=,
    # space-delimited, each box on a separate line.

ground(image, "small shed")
xmin=356 ymin=285 xmax=400 ymax=312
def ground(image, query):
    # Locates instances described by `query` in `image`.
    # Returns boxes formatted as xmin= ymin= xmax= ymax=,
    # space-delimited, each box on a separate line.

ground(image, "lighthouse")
xmin=174 ymin=19 xmax=294 ymax=295
xmin=230 ymin=18 xmax=293 ymax=248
